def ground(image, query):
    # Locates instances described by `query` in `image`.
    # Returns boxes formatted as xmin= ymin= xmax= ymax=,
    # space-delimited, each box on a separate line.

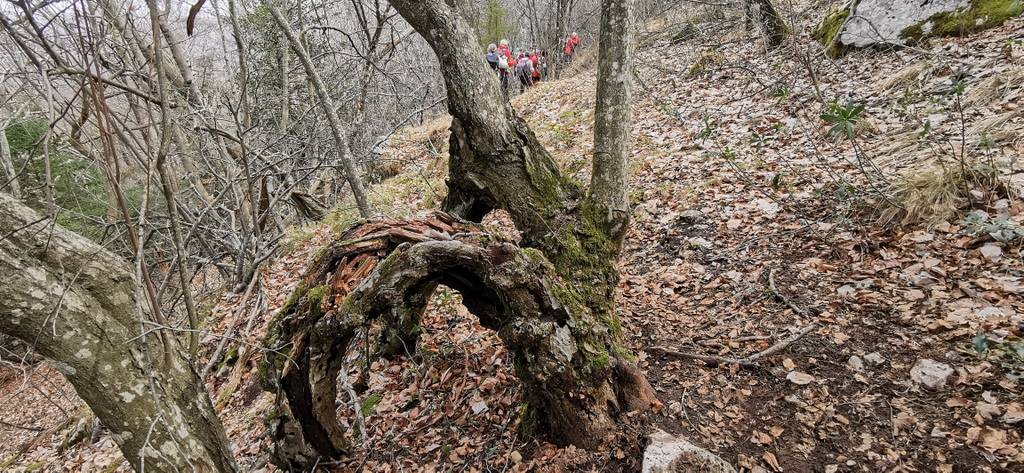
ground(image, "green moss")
xmin=306 ymin=284 xmax=328 ymax=308
xmin=360 ymin=393 xmax=383 ymax=417
xmin=813 ymin=6 xmax=851 ymax=57
xmin=901 ymin=0 xmax=1023 ymax=43
xmin=588 ymin=349 xmax=611 ymax=371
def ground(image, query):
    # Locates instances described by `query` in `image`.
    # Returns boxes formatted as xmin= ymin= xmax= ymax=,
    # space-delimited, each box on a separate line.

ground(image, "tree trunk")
xmin=0 ymin=193 xmax=237 ymax=473
xmin=0 ymin=123 xmax=20 ymax=198
xmin=747 ymin=0 xmax=788 ymax=47
xmin=261 ymin=0 xmax=658 ymax=468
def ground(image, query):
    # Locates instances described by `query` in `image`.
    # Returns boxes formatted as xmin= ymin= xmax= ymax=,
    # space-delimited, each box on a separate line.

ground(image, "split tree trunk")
xmin=0 ymin=193 xmax=237 ymax=473
xmin=388 ymin=0 xmax=660 ymax=443
xmin=262 ymin=0 xmax=659 ymax=469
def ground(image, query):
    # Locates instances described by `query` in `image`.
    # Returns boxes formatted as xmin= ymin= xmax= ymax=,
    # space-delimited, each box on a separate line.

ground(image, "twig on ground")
xmin=767 ymin=267 xmax=810 ymax=316
xmin=650 ymin=323 xmax=817 ymax=368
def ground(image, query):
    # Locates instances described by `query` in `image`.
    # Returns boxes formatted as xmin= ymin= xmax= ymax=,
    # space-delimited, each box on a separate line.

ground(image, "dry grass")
xmin=878 ymin=161 xmax=1005 ymax=227
xmin=876 ymin=61 xmax=933 ymax=92
xmin=964 ymin=65 xmax=1024 ymax=108
xmin=967 ymin=110 xmax=1022 ymax=146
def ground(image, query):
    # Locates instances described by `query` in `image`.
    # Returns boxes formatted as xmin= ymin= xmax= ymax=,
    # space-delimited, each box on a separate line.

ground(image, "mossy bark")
xmin=0 ymin=193 xmax=237 ymax=473
xmin=260 ymin=215 xmax=659 ymax=470
xmin=813 ymin=2 xmax=855 ymax=57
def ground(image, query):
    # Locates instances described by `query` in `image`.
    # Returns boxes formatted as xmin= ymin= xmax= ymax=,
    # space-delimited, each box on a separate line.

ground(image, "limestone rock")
xmin=864 ymin=352 xmax=886 ymax=366
xmin=815 ymin=0 xmax=1023 ymax=56
xmin=848 ymin=355 xmax=865 ymax=372
xmin=643 ymin=430 xmax=736 ymax=473
xmin=910 ymin=358 xmax=955 ymax=390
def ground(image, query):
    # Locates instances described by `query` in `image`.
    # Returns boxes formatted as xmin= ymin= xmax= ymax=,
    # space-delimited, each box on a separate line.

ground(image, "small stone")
xmin=864 ymin=352 xmax=885 ymax=365
xmin=686 ymin=237 xmax=713 ymax=250
xmin=847 ymin=355 xmax=864 ymax=372
xmin=510 ymin=451 xmax=523 ymax=463
xmin=979 ymin=244 xmax=1002 ymax=261
xmin=470 ymin=400 xmax=488 ymax=415
xmin=786 ymin=371 xmax=815 ymax=385
xmin=677 ymin=209 xmax=706 ymax=225
xmin=910 ymin=359 xmax=954 ymax=390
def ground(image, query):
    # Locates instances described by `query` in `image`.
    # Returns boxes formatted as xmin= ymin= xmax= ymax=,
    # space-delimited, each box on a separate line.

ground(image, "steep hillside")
xmin=2 ymin=6 xmax=1022 ymax=472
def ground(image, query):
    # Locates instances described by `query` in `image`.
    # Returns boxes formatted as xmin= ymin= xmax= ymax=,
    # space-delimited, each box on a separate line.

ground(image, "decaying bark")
xmin=262 ymin=0 xmax=659 ymax=468
xmin=0 ymin=193 xmax=237 ymax=472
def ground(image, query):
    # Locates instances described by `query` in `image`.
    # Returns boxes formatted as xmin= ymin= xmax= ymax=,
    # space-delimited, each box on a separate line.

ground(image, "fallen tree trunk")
xmin=0 ymin=193 xmax=237 ymax=472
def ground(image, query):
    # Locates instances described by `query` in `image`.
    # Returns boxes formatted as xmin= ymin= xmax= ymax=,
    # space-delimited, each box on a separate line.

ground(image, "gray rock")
xmin=676 ymin=209 xmax=707 ymax=225
xmin=910 ymin=358 xmax=954 ymax=390
xmin=686 ymin=237 xmax=713 ymax=250
xmin=643 ymin=430 xmax=736 ymax=473
xmin=864 ymin=352 xmax=885 ymax=366
xmin=847 ymin=355 xmax=865 ymax=372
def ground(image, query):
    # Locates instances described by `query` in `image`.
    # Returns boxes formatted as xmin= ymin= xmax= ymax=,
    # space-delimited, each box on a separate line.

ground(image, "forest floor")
xmin=2 ymin=7 xmax=1023 ymax=473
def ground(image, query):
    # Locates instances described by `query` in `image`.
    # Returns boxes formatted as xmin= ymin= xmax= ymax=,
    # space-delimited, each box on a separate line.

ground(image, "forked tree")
xmin=259 ymin=0 xmax=660 ymax=469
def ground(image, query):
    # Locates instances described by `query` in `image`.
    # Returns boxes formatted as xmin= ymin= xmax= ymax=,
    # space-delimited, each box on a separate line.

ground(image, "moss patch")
xmin=900 ymin=0 xmax=1023 ymax=43
xmin=813 ymin=5 xmax=853 ymax=57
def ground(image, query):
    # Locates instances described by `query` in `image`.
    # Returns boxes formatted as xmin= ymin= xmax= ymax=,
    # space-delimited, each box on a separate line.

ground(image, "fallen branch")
xmin=650 ymin=324 xmax=817 ymax=368
xmin=767 ymin=268 xmax=809 ymax=316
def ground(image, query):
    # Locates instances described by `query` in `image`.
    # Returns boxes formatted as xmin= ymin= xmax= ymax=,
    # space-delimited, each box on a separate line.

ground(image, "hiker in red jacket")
xmin=498 ymin=39 xmax=514 ymax=64
xmin=529 ymin=50 xmax=541 ymax=83
xmin=563 ymin=32 xmax=580 ymax=63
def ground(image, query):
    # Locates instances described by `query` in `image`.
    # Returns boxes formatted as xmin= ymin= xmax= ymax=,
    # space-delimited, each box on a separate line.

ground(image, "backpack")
xmin=498 ymin=56 xmax=509 ymax=70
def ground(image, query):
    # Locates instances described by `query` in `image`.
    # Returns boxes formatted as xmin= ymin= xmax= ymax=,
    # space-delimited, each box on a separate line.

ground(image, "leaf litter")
xmin=2 ymin=7 xmax=1023 ymax=473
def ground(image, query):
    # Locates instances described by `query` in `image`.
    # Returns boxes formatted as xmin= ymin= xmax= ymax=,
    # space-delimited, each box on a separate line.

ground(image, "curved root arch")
xmin=260 ymin=212 xmax=594 ymax=469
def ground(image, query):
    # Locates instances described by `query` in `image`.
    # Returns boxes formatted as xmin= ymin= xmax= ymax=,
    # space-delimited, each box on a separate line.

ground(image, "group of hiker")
xmin=485 ymin=33 xmax=581 ymax=93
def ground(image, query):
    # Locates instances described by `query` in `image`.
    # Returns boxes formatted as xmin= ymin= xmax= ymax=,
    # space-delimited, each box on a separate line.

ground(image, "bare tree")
xmin=269 ymin=5 xmax=373 ymax=218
